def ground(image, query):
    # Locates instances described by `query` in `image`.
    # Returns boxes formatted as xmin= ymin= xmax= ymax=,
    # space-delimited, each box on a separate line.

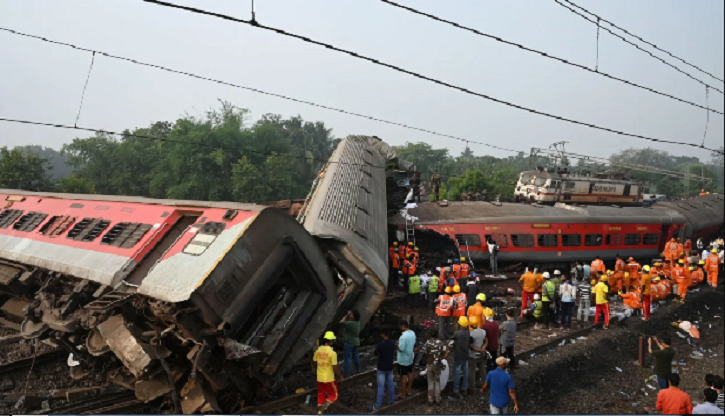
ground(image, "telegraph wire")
xmin=553 ymin=0 xmax=724 ymax=94
xmin=0 ymin=26 xmax=519 ymax=154
xmin=138 ymin=0 xmax=724 ymax=152
xmin=378 ymin=0 xmax=722 ymax=114
xmin=561 ymin=0 xmax=724 ymax=84
xmin=74 ymin=51 xmax=95 ymax=128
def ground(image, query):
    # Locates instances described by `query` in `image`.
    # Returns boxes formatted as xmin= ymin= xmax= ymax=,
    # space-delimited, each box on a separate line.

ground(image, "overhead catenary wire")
xmin=74 ymin=51 xmax=95 ymax=127
xmin=378 ymin=0 xmax=722 ymax=114
xmin=553 ymin=0 xmax=724 ymax=95
xmin=138 ymin=0 xmax=724 ymax=154
xmin=0 ymin=26 xmax=519 ymax=155
xmin=561 ymin=0 xmax=724 ymax=84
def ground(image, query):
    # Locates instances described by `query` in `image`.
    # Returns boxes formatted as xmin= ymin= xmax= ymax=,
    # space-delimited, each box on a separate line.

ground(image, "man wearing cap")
xmin=314 ymin=332 xmax=344 ymax=413
xmin=640 ymin=265 xmax=653 ymax=321
xmin=705 ymin=248 xmax=720 ymax=288
xmin=436 ymin=287 xmax=454 ymax=339
xmin=451 ymin=316 xmax=472 ymax=398
xmin=468 ymin=316 xmax=488 ymax=393
xmin=481 ymin=356 xmax=519 ymax=415
xmin=451 ymin=259 xmax=462 ymax=287
xmin=467 ymin=293 xmax=485 ymax=329
xmin=593 ymin=275 xmax=610 ymax=329
xmin=460 ymin=257 xmax=470 ymax=286
xmin=541 ymin=272 xmax=556 ymax=330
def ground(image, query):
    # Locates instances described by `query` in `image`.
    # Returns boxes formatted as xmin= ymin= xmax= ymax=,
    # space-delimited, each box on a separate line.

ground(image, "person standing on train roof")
xmin=518 ymin=266 xmax=541 ymax=316
xmin=436 ymin=287 xmax=454 ymax=339
xmin=591 ymin=256 xmax=606 ymax=276
xmin=459 ymin=257 xmax=470 ymax=287
xmin=451 ymin=259 xmax=462 ymax=287
xmin=593 ymin=275 xmax=611 ymax=329
xmin=452 ymin=285 xmax=468 ymax=332
xmin=640 ymin=265 xmax=653 ymax=321
xmin=429 ymin=170 xmax=441 ymax=202
xmin=705 ymin=248 xmax=720 ymax=288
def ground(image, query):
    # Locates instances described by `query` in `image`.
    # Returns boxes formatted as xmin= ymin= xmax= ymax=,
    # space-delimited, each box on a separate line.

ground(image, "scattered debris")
xmin=615 ymin=367 xmax=623 ymax=372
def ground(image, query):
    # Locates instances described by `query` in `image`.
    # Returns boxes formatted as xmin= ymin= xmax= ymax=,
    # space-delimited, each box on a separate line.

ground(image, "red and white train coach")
xmin=394 ymin=195 xmax=724 ymax=264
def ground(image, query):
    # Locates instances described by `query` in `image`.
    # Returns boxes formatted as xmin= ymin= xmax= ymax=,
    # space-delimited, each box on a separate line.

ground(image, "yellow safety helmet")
xmin=406 ymin=254 xmax=411 ymax=259
xmin=483 ymin=307 xmax=494 ymax=318
xmin=642 ymin=265 xmax=651 ymax=272
xmin=414 ymin=247 xmax=419 ymax=252
xmin=713 ymin=249 xmax=718 ymax=253
xmin=624 ymin=272 xmax=630 ymax=278
xmin=653 ymin=277 xmax=661 ymax=282
xmin=323 ymin=331 xmax=336 ymax=340
xmin=600 ymin=275 xmax=609 ymax=282
xmin=699 ymin=260 xmax=705 ymax=265
xmin=654 ymin=262 xmax=662 ymax=266
xmin=607 ymin=270 xmax=613 ymax=275
xmin=468 ymin=316 xmax=478 ymax=326
xmin=688 ymin=266 xmax=693 ymax=271
xmin=460 ymin=257 xmax=466 ymax=262
xmin=408 ymin=242 xmax=414 ymax=246
xmin=453 ymin=285 xmax=461 ymax=293
xmin=476 ymin=293 xmax=486 ymax=302
xmin=445 ymin=286 xmax=453 ymax=293
xmin=591 ymin=279 xmax=597 ymax=285
xmin=678 ymin=259 xmax=684 ymax=264
xmin=458 ymin=316 xmax=469 ymax=327
xmin=393 ymin=242 xmax=398 ymax=246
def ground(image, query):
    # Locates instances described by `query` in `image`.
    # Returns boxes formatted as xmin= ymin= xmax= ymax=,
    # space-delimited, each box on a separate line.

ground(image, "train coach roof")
xmin=0 ymin=189 xmax=265 ymax=212
xmin=393 ymin=201 xmax=687 ymax=225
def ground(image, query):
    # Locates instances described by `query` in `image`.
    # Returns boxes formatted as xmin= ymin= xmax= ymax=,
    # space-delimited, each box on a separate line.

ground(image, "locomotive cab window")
xmin=643 ymin=233 xmax=659 ymax=245
xmin=561 ymin=234 xmax=582 ymax=247
xmin=584 ymin=234 xmax=603 ymax=246
xmin=537 ymin=234 xmax=558 ymax=247
xmin=624 ymin=233 xmax=641 ymax=245
xmin=512 ymin=234 xmax=535 ymax=248
xmin=455 ymin=234 xmax=481 ymax=247
xmin=606 ymin=234 xmax=623 ymax=245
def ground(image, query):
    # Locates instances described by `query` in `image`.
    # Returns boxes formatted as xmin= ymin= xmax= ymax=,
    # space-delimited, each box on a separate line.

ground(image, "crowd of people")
xmin=309 ymin=235 xmax=723 ymax=414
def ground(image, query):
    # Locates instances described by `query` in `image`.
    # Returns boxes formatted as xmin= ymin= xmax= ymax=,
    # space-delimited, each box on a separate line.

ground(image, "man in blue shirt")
xmin=481 ymin=356 xmax=519 ymax=414
xmin=397 ymin=321 xmax=416 ymax=399
xmin=369 ymin=330 xmax=396 ymax=412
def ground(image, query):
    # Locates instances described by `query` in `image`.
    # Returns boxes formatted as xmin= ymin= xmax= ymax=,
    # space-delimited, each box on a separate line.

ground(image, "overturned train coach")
xmin=0 ymin=136 xmax=392 ymax=413
xmin=394 ymin=195 xmax=724 ymax=265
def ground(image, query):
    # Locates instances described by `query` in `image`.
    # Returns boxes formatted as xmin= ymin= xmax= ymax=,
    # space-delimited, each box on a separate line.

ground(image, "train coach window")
xmin=625 ymin=233 xmax=641 ymax=245
xmin=561 ymin=234 xmax=582 ymax=246
xmin=606 ymin=234 xmax=623 ymax=245
xmin=12 ymin=212 xmax=48 ymax=232
xmin=643 ymin=233 xmax=659 ymax=245
xmin=0 ymin=209 xmax=24 ymax=229
xmin=455 ymin=234 xmax=481 ymax=247
xmin=485 ymin=234 xmax=508 ymax=247
xmin=512 ymin=234 xmax=535 ymax=248
xmin=66 ymin=218 xmax=111 ymax=242
xmin=39 ymin=215 xmax=76 ymax=237
xmin=537 ymin=234 xmax=559 ymax=247
xmin=584 ymin=234 xmax=603 ymax=246
xmin=101 ymin=222 xmax=153 ymax=248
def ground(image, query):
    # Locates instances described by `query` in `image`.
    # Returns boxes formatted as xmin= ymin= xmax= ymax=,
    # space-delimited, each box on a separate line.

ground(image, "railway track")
xmin=0 ymin=349 xmax=67 ymax=376
xmin=43 ymin=391 xmax=148 ymax=415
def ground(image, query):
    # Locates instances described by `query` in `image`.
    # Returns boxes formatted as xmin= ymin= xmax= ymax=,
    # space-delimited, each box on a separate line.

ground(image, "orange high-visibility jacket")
xmin=684 ymin=240 xmax=692 ymax=252
xmin=389 ymin=246 xmax=399 ymax=268
xmin=591 ymin=259 xmax=606 ymax=275
xmin=451 ymin=264 xmax=462 ymax=281
xmin=691 ymin=269 xmax=705 ymax=284
xmin=628 ymin=262 xmax=641 ymax=282
xmin=398 ymin=245 xmax=407 ymax=261
xmin=620 ymin=292 xmax=643 ymax=309
xmin=705 ymin=254 xmax=720 ymax=273
xmin=671 ymin=266 xmax=685 ymax=279
xmin=436 ymin=295 xmax=453 ymax=316
xmin=402 ymin=260 xmax=415 ymax=276
xmin=460 ymin=263 xmax=469 ymax=279
xmin=452 ymin=293 xmax=467 ymax=317
xmin=677 ymin=243 xmax=684 ymax=257
xmin=410 ymin=251 xmax=419 ymax=266
xmin=666 ymin=241 xmax=679 ymax=258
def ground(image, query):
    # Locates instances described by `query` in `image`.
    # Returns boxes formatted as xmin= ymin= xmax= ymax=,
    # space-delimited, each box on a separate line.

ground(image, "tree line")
xmin=1 ymin=102 xmax=723 ymax=202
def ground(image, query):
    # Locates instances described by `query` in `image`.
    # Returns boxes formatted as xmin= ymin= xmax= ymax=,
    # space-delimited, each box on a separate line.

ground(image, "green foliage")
xmin=56 ymin=175 xmax=97 ymax=194
xmin=0 ymin=146 xmax=53 ymax=191
xmin=15 ymin=145 xmax=72 ymax=179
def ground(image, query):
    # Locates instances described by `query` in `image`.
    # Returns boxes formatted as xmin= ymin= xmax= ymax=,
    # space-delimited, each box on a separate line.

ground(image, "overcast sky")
xmin=1 ymin=0 xmax=723 ymax=162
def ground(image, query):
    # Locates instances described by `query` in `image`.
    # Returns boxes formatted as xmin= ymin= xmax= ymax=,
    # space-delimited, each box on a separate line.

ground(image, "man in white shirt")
xmin=487 ymin=237 xmax=500 ymax=277
xmin=420 ymin=271 xmax=431 ymax=303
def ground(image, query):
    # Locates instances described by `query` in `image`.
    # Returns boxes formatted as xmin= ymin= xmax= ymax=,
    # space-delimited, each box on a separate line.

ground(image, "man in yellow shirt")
xmin=314 ymin=331 xmax=344 ymax=414
xmin=593 ymin=275 xmax=610 ymax=329
xmin=640 ymin=265 xmax=653 ymax=321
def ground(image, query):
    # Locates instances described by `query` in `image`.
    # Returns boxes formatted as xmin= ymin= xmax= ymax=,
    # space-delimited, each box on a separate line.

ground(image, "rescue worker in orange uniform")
xmin=406 ymin=242 xmax=415 ymax=259
xmin=591 ymin=256 xmax=606 ymax=276
xmin=410 ymin=247 xmax=420 ymax=268
xmin=398 ymin=243 xmax=407 ymax=267
xmin=519 ymin=267 xmax=543 ymax=315
xmin=451 ymin=285 xmax=468 ymax=332
xmin=459 ymin=257 xmax=470 ymax=286
xmin=676 ymin=238 xmax=684 ymax=259
xmin=672 ymin=259 xmax=687 ymax=303
xmin=402 ymin=255 xmax=416 ymax=279
xmin=435 ymin=286 xmax=453 ymax=339
xmin=651 ymin=276 xmax=662 ymax=302
xmin=639 ymin=265 xmax=652 ymax=321
xmin=451 ymin=259 xmax=462 ymax=287
xmin=467 ymin=293 xmax=485 ymax=330
xmin=627 ymin=257 xmax=642 ymax=292
xmin=660 ymin=272 xmax=672 ymax=299
xmin=705 ymin=248 xmax=720 ymax=288
xmin=666 ymin=238 xmax=679 ymax=267
xmin=389 ymin=242 xmax=400 ymax=280
xmin=437 ymin=265 xmax=448 ymax=293
xmin=684 ymin=239 xmax=693 ymax=256
xmin=614 ymin=254 xmax=626 ymax=293
xmin=691 ymin=261 xmax=705 ymax=285
xmin=619 ymin=288 xmax=643 ymax=311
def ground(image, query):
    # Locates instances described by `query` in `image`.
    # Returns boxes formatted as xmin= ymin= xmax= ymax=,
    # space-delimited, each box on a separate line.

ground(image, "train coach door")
xmin=623 ymin=184 xmax=631 ymax=197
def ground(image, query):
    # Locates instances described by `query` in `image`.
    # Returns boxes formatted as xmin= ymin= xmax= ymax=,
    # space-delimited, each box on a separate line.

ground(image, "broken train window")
xmin=183 ymin=221 xmax=226 ymax=255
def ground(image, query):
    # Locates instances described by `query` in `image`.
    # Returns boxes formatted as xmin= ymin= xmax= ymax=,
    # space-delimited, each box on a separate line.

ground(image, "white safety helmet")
xmin=534 ymin=294 xmax=541 ymax=300
xmin=554 ymin=270 xmax=561 ymax=275
xmin=542 ymin=272 xmax=551 ymax=279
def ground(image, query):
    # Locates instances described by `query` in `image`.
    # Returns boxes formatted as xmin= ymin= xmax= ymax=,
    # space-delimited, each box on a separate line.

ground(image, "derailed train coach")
xmin=0 ymin=136 xmax=393 ymax=413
